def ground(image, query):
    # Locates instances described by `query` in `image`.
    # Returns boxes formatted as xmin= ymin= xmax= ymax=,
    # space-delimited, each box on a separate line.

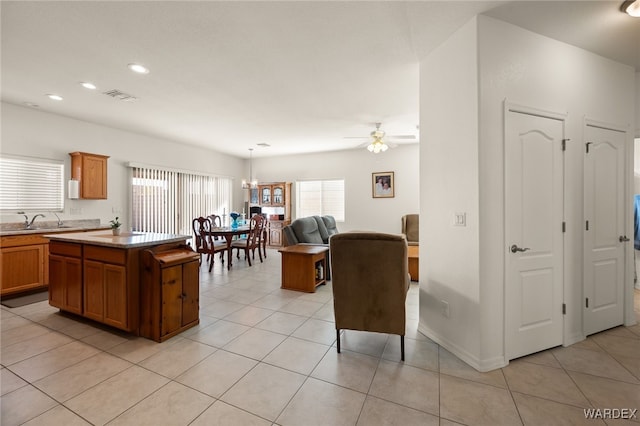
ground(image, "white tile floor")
xmin=1 ymin=248 xmax=640 ymax=425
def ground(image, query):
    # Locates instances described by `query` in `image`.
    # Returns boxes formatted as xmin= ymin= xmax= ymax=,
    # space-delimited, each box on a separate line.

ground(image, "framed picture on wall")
xmin=372 ymin=171 xmax=394 ymax=198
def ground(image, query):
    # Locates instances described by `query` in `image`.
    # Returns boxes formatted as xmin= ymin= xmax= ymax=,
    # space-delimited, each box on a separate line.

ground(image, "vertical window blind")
xmin=0 ymin=156 xmax=64 ymax=211
xmin=296 ymin=179 xmax=345 ymax=221
xmin=131 ymin=165 xmax=232 ymax=235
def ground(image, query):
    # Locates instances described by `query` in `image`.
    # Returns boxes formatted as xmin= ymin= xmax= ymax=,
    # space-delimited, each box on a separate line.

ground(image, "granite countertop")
xmin=0 ymin=219 xmax=110 ymax=237
xmin=45 ymin=230 xmax=191 ymax=249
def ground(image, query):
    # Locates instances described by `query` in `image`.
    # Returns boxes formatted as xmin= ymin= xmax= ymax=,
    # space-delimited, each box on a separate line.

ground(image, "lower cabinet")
xmin=267 ymin=220 xmax=290 ymax=248
xmin=83 ymin=260 xmax=127 ymax=329
xmin=140 ymin=245 xmax=200 ymax=342
xmin=1 ymin=234 xmax=49 ymax=296
xmin=49 ymin=253 xmax=82 ymax=314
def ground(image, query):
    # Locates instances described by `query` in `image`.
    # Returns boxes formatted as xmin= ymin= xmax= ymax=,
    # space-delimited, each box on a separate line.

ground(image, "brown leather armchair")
xmin=401 ymin=214 xmax=419 ymax=246
xmin=329 ymin=232 xmax=410 ymax=360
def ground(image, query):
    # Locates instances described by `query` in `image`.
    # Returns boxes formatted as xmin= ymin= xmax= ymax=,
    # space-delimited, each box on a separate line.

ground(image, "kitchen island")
xmin=46 ymin=230 xmax=199 ymax=340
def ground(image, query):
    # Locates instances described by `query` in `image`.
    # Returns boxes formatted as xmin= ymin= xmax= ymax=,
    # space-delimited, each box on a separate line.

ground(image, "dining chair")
xmin=231 ymin=214 xmax=265 ymax=266
xmin=258 ymin=215 xmax=268 ymax=259
xmin=192 ymin=216 xmax=226 ymax=272
xmin=207 ymin=214 xmax=227 ymax=263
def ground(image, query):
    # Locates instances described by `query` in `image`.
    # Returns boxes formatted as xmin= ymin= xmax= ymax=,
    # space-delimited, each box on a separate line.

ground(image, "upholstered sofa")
xmin=283 ymin=215 xmax=338 ymax=279
xmin=283 ymin=215 xmax=338 ymax=246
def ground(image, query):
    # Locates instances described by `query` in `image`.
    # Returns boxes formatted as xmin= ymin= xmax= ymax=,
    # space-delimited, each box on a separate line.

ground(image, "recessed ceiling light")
xmin=80 ymin=82 xmax=97 ymax=90
xmin=46 ymin=94 xmax=63 ymax=101
xmin=128 ymin=63 xmax=149 ymax=74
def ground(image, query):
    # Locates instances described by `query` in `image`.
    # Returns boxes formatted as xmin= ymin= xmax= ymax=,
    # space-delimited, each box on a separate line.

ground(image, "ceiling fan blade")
xmin=386 ymin=134 xmax=416 ymax=140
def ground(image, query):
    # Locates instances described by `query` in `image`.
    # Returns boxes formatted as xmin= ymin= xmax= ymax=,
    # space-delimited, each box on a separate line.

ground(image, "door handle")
xmin=510 ymin=244 xmax=530 ymax=253
xmin=619 ymin=235 xmax=630 ymax=242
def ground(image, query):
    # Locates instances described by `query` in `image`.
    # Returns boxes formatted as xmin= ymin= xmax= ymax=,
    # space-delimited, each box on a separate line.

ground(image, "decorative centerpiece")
xmin=229 ymin=212 xmax=240 ymax=230
xmin=110 ymin=216 xmax=122 ymax=236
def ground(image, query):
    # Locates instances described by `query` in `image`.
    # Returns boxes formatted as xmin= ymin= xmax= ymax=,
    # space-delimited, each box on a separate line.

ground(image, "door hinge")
xmin=586 ymin=142 xmax=593 ymax=153
xmin=585 ymin=298 xmax=589 ymax=308
xmin=586 ymin=220 xmax=589 ymax=231
xmin=562 ymin=222 xmax=566 ymax=233
xmin=562 ymin=139 xmax=569 ymax=151
xmin=562 ymin=303 xmax=566 ymax=315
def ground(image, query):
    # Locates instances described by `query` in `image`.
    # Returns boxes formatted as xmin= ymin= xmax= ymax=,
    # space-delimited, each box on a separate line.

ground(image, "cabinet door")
xmin=272 ymin=185 xmax=285 ymax=206
xmin=0 ymin=244 xmax=45 ymax=295
xmin=82 ymin=154 xmax=108 ymax=199
xmin=49 ymin=255 xmax=65 ymax=308
xmin=84 ymin=260 xmax=104 ymax=322
xmin=182 ymin=260 xmax=200 ymax=326
xmin=161 ymin=265 xmax=183 ymax=336
xmin=64 ymin=257 xmax=83 ymax=314
xmin=51 ymin=255 xmax=82 ymax=314
xmin=104 ymin=264 xmax=127 ymax=329
xmin=259 ymin=185 xmax=272 ymax=205
xmin=270 ymin=228 xmax=282 ymax=247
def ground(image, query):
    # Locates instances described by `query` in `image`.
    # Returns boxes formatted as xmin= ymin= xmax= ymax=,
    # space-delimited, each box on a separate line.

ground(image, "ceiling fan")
xmin=345 ymin=123 xmax=417 ymax=153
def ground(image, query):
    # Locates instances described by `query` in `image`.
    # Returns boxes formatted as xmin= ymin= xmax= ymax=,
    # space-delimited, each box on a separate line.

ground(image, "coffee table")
xmin=408 ymin=245 xmax=419 ymax=281
xmin=279 ymin=245 xmax=329 ymax=292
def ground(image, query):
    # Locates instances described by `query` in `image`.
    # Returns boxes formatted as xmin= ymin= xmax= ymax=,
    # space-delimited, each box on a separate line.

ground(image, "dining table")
xmin=209 ymin=225 xmax=250 ymax=269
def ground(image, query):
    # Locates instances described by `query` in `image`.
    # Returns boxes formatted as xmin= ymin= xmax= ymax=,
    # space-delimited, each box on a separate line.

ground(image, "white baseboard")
xmin=417 ymin=320 xmax=507 ymax=372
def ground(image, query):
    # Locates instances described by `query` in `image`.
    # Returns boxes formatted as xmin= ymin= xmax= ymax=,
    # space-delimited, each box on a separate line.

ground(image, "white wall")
xmin=1 ymin=102 xmax=245 ymax=229
xmin=419 ymin=18 xmax=482 ymax=367
xmin=636 ymin=72 xmax=640 ymax=138
xmin=250 ymin=145 xmax=420 ymax=234
xmin=419 ymin=15 xmax=636 ymax=372
xmin=1 ymin=102 xmax=418 ymax=235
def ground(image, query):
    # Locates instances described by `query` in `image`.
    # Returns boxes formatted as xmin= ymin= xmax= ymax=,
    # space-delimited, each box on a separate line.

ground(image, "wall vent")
xmin=102 ymin=89 xmax=138 ymax=102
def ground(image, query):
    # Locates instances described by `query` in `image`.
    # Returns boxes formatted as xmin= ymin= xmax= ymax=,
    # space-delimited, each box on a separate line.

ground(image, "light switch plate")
xmin=454 ymin=212 xmax=466 ymax=226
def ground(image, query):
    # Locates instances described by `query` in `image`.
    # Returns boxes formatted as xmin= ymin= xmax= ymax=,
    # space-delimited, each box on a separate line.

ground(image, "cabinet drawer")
xmin=269 ymin=221 xmax=284 ymax=229
xmin=50 ymin=241 xmax=82 ymax=257
xmin=84 ymin=245 xmax=126 ymax=264
xmin=1 ymin=234 xmax=49 ymax=247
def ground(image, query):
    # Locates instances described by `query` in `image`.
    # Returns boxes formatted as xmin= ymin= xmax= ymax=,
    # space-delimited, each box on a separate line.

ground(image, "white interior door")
xmin=505 ymin=107 xmax=564 ymax=360
xmin=583 ymin=124 xmax=626 ymax=335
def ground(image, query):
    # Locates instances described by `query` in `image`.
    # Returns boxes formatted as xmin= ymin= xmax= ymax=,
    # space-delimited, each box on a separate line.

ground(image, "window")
xmin=0 ymin=155 xmax=64 ymax=211
xmin=296 ymin=179 xmax=345 ymax=221
xmin=130 ymin=164 xmax=232 ymax=235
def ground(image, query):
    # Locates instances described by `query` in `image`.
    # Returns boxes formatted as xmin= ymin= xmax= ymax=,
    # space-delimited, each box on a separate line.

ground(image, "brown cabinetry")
xmin=140 ymin=245 xmax=201 ymax=342
xmin=0 ymin=234 xmax=49 ymax=296
xmin=83 ymin=245 xmax=129 ymax=330
xmin=257 ymin=183 xmax=290 ymax=208
xmin=49 ymin=241 xmax=82 ymax=314
xmin=70 ymin=151 xmax=109 ymax=199
xmin=252 ymin=182 xmax=291 ymax=248
xmin=268 ymin=220 xmax=284 ymax=247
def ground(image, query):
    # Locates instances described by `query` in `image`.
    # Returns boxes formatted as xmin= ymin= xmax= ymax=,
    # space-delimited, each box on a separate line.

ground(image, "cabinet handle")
xmin=166 ymin=279 xmax=177 ymax=285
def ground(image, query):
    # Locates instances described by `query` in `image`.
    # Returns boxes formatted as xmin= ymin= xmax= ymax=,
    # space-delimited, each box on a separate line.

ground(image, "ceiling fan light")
xmin=626 ymin=0 xmax=640 ymax=16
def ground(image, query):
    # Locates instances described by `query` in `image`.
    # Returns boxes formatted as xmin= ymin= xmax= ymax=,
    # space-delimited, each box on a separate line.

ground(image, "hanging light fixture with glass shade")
xmin=623 ymin=0 xmax=640 ymax=16
xmin=241 ymin=148 xmax=258 ymax=189
xmin=367 ymin=123 xmax=389 ymax=154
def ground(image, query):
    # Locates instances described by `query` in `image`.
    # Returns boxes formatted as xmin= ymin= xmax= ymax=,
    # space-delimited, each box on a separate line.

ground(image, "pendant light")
xmin=241 ymin=148 xmax=258 ymax=189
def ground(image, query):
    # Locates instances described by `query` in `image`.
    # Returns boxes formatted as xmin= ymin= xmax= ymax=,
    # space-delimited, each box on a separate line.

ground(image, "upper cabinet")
xmin=70 ymin=152 xmax=109 ymax=199
xmin=259 ymin=185 xmax=272 ymax=205
xmin=257 ymin=183 xmax=290 ymax=209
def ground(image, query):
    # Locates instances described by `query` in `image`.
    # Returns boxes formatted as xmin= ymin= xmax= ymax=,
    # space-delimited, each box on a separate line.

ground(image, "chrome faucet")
xmin=52 ymin=212 xmax=63 ymax=227
xmin=18 ymin=212 xmax=45 ymax=229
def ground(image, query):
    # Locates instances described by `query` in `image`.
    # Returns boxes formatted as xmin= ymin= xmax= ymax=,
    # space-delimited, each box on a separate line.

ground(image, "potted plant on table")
xmin=110 ymin=216 xmax=122 ymax=236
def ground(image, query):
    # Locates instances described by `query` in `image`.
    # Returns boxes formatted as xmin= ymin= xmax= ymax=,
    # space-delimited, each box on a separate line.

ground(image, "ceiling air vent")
xmin=102 ymin=89 xmax=138 ymax=102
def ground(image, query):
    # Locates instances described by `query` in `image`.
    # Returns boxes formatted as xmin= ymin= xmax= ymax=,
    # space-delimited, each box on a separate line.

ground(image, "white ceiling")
xmin=2 ymin=1 xmax=638 ymax=159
